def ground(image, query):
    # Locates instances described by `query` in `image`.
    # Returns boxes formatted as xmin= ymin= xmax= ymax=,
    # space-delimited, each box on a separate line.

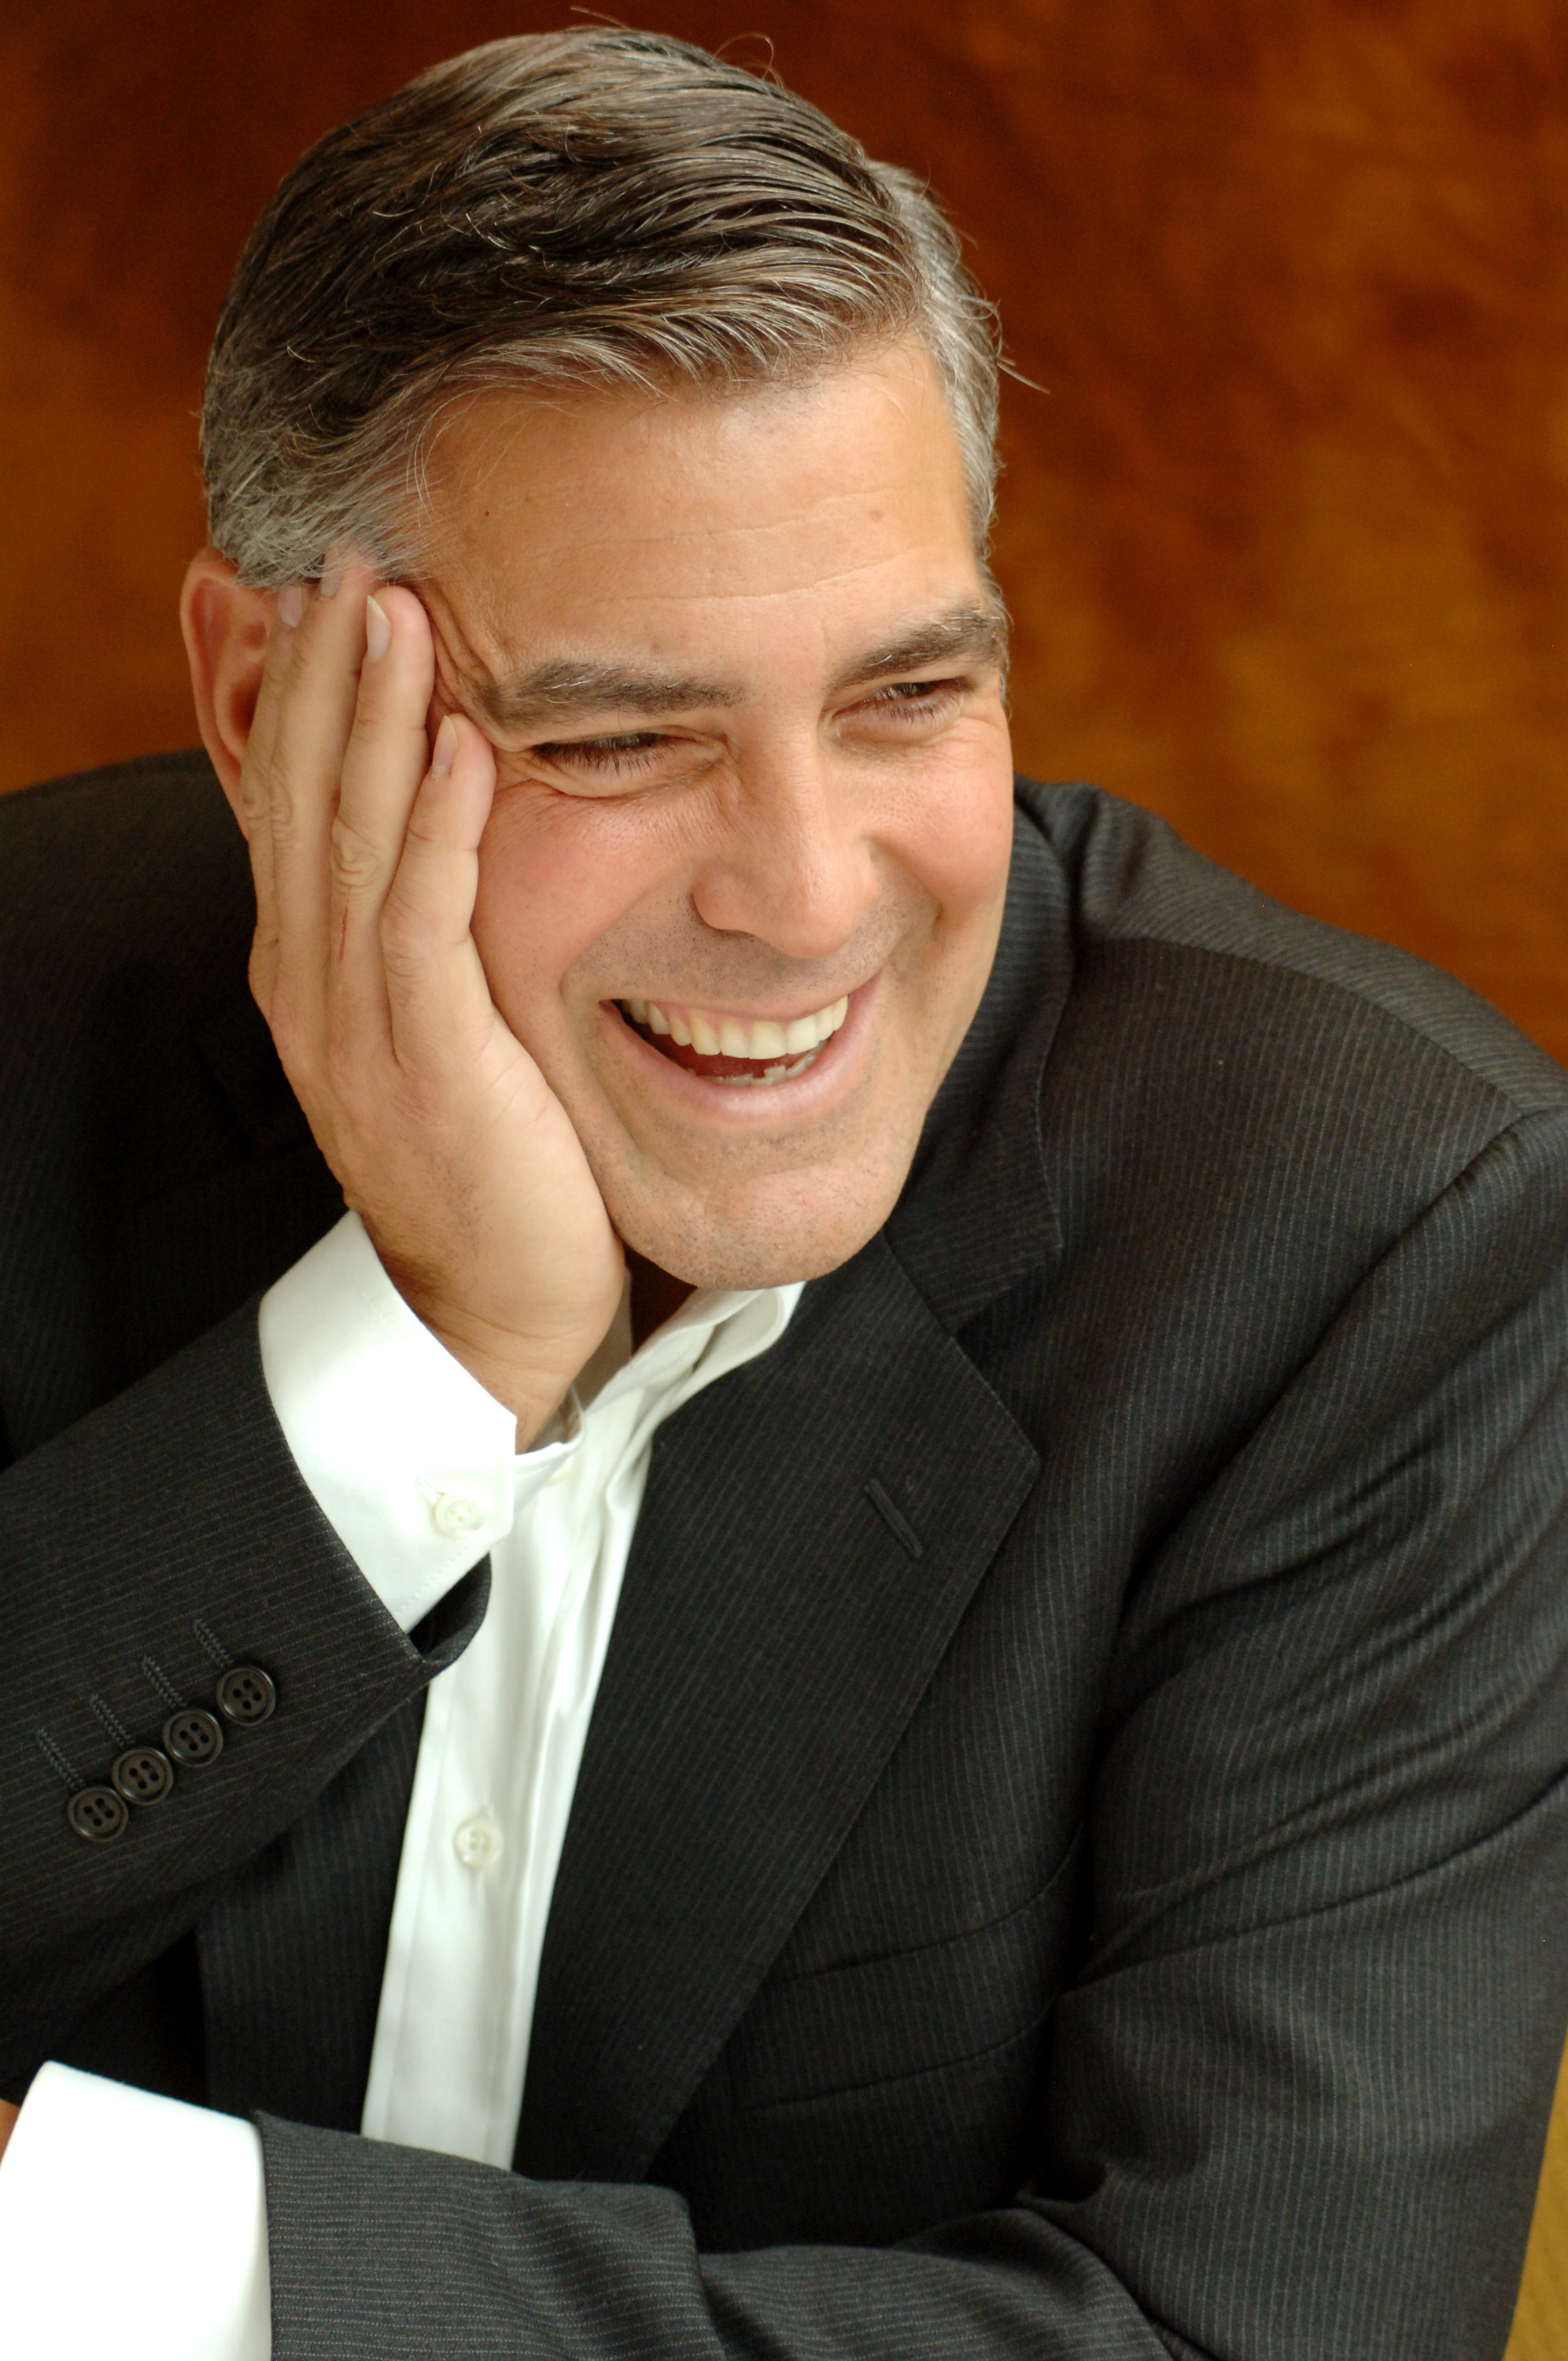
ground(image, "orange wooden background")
xmin=2 ymin=2 xmax=1566 ymax=2344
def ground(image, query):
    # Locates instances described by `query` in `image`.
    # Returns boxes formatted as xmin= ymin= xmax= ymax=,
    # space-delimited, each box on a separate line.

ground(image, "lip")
xmin=596 ymin=974 xmax=879 ymax=1125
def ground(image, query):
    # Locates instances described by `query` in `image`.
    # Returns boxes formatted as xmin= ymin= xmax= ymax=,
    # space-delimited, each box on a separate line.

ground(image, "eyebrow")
xmin=825 ymin=604 xmax=1009 ymax=696
xmin=464 ymin=600 xmax=1009 ymax=737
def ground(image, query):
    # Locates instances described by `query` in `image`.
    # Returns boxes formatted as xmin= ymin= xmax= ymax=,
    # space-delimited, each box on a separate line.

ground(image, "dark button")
xmin=68 ymin=1786 xmax=129 ymax=1842
xmin=163 ymin=1707 xmax=224 ymax=1767
xmin=112 ymin=1746 xmax=174 ymax=1805
xmin=216 ymin=1665 xmax=276 ymax=1726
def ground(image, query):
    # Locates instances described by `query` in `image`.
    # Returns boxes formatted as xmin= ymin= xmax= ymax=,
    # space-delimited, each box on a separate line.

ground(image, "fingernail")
xmin=364 ymin=595 xmax=391 ymax=663
xmin=277 ymin=583 xmax=304 ymax=629
xmin=318 ymin=564 xmax=344 ymax=599
xmin=430 ymin=715 xmax=459 ymax=776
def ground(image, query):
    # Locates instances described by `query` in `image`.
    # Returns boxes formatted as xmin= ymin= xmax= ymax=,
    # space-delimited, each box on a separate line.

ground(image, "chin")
xmin=605 ymin=1162 xmax=906 ymax=1293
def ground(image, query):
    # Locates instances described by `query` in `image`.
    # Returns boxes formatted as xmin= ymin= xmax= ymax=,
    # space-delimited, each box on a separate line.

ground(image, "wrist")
xmin=425 ymin=1328 xmax=585 ymax=1448
xmin=401 ymin=1295 xmax=611 ymax=1446
xmin=357 ymin=1233 xmax=622 ymax=1443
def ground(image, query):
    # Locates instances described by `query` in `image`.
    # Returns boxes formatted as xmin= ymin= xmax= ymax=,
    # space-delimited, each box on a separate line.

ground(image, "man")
xmin=2 ymin=26 xmax=1566 ymax=2359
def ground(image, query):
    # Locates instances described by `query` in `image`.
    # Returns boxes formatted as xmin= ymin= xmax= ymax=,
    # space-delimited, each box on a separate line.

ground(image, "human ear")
xmin=179 ymin=547 xmax=275 ymax=837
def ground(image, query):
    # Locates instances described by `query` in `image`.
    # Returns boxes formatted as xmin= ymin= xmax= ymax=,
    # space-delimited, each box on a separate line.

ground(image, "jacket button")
xmin=163 ymin=1707 xmax=224 ymax=1766
xmin=216 ymin=1665 xmax=276 ymax=1726
xmin=68 ymin=1786 xmax=129 ymax=1842
xmin=112 ymin=1747 xmax=174 ymax=1805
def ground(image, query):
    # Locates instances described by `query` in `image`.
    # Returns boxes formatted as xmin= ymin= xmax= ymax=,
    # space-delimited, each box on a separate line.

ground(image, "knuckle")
xmin=378 ymin=932 xmax=431 ymax=991
xmin=401 ymin=800 xmax=447 ymax=852
xmin=262 ymin=763 xmax=300 ymax=838
xmin=330 ymin=811 xmax=386 ymax=896
xmin=378 ymin=895 xmax=445 ymax=985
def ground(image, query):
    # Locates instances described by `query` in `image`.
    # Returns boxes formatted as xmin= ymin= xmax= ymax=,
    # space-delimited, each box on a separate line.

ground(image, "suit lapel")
xmin=515 ymin=1235 xmax=1041 ymax=2180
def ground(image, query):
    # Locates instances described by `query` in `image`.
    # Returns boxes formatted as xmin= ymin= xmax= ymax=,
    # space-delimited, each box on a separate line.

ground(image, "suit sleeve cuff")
xmin=0 ymin=2063 xmax=271 ymax=2359
xmin=258 ymin=1210 xmax=524 ymax=1633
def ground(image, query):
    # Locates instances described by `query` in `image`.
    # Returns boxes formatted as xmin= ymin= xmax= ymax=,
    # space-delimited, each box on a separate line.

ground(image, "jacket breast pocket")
xmin=729 ymin=1826 xmax=1085 ymax=2113
xmin=679 ymin=1831 xmax=1086 ymax=2248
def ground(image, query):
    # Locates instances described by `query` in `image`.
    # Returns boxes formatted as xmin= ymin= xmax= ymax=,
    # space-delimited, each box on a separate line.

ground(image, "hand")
xmin=238 ymin=564 xmax=625 ymax=1442
xmin=0 ymin=2098 xmax=17 ymax=2165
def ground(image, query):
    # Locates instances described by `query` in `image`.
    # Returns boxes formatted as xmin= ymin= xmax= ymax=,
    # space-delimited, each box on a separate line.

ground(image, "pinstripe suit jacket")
xmin=3 ymin=752 xmax=1568 ymax=2360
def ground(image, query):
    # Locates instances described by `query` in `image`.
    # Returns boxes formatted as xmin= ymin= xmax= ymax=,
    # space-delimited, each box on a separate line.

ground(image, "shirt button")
xmin=454 ymin=1812 xmax=504 ymax=1870
xmin=433 ymin=1492 xmax=484 ymax=1538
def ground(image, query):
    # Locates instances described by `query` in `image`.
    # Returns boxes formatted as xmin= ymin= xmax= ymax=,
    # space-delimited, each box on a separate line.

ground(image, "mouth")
xmin=614 ymin=992 xmax=851 ymax=1087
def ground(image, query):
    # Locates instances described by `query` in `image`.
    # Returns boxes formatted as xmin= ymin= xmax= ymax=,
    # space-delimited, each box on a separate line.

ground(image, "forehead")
xmin=415 ymin=342 xmax=981 ymax=674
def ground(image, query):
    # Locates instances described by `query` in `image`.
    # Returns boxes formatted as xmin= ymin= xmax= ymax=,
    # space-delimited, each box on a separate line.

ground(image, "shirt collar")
xmin=524 ymin=1275 xmax=802 ymax=1459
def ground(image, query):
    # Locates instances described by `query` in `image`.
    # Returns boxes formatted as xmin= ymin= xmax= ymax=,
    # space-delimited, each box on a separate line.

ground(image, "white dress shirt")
xmin=0 ymin=1212 xmax=800 ymax=2358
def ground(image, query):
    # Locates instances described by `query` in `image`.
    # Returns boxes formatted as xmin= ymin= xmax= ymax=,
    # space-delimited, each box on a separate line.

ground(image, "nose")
xmin=690 ymin=745 xmax=879 ymax=962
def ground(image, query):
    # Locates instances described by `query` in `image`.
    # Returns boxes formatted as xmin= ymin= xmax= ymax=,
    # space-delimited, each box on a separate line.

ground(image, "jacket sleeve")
xmin=250 ymin=1108 xmax=1568 ymax=2359
xmin=0 ymin=1302 xmax=486 ymax=2089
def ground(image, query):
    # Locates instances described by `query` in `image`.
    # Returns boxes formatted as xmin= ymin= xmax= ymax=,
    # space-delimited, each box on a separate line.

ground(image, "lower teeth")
xmin=621 ymin=1003 xmax=827 ymax=1086
xmin=715 ymin=1047 xmax=821 ymax=1086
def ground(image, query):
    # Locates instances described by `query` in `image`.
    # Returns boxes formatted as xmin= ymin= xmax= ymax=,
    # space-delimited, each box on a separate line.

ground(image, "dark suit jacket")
xmin=4 ymin=752 xmax=1568 ymax=2361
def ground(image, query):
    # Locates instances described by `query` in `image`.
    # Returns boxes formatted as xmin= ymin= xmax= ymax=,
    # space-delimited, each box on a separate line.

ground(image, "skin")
xmin=0 ymin=346 xmax=1013 ymax=2177
xmin=168 ymin=338 xmax=1016 ymax=1440
xmin=170 ymin=337 xmax=1016 ymax=1443
xmin=165 ymin=341 xmax=1009 ymax=1428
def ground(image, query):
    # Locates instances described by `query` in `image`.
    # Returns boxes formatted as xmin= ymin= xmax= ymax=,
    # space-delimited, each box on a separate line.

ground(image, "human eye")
xmin=847 ymin=677 xmax=968 ymax=733
xmin=533 ymin=731 xmax=670 ymax=777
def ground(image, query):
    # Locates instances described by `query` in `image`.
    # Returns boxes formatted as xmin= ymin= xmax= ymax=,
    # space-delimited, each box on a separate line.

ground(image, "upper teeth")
xmin=622 ymin=995 xmax=850 ymax=1058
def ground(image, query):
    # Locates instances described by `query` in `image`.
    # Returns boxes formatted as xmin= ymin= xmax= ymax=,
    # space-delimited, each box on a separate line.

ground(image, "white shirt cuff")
xmin=0 ymin=2063 xmax=270 ymax=2360
xmin=259 ymin=1211 xmax=529 ymax=1633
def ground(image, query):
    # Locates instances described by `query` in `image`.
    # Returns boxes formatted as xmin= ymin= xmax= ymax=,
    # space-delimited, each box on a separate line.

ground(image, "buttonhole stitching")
xmin=36 ymin=1727 xmax=82 ymax=1793
xmin=193 ymin=1616 xmax=233 ymax=1670
xmin=864 ymin=1480 xmax=924 ymax=1560
xmin=141 ymin=1654 xmax=184 ymax=1710
xmin=89 ymin=1694 xmax=132 ymax=1750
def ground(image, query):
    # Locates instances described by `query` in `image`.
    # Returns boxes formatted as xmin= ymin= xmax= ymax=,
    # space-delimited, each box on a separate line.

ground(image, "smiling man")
xmin=2 ymin=29 xmax=1568 ymax=2361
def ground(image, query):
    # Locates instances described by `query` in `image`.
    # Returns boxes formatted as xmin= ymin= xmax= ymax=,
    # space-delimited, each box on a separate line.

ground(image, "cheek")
xmin=470 ymin=789 xmax=689 ymax=1022
xmin=470 ymin=795 xmax=611 ymax=1011
xmin=887 ymin=751 xmax=1016 ymax=933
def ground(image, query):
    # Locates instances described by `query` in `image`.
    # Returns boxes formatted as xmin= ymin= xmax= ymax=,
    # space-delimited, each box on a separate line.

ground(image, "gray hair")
xmin=200 ymin=28 xmax=1002 ymax=586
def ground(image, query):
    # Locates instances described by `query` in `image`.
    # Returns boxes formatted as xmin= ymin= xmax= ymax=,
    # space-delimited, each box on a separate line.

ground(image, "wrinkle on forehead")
xmin=456 ymin=601 xmax=1008 ymax=736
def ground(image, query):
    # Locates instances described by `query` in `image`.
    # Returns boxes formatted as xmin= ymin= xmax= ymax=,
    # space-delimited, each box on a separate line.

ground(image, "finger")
xmin=324 ymin=584 xmax=439 ymax=1050
xmin=235 ymin=583 xmax=305 ymax=1008
xmin=376 ymin=711 xmax=508 ymax=1070
xmin=240 ymin=580 xmax=304 ymax=829
xmin=260 ymin=561 xmax=381 ymax=1033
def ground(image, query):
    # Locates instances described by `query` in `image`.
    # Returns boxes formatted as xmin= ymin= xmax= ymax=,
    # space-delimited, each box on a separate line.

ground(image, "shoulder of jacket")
xmin=0 ymin=748 xmax=248 ymax=992
xmin=1015 ymin=777 xmax=1568 ymax=1118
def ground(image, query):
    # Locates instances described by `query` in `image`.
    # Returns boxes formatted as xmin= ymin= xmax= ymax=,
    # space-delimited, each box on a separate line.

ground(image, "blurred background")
xmin=2 ymin=0 xmax=1566 ymax=2341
